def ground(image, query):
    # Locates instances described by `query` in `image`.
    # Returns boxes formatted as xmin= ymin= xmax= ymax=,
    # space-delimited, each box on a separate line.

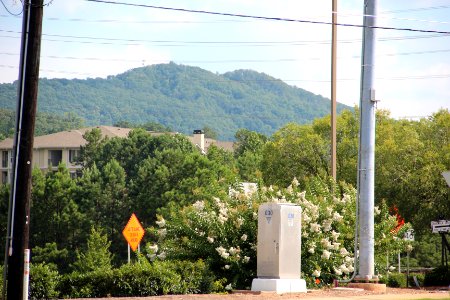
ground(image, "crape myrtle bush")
xmin=150 ymin=177 xmax=413 ymax=290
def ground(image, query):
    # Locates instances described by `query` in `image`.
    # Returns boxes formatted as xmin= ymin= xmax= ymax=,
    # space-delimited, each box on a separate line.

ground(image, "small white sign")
xmin=265 ymin=209 xmax=273 ymax=224
xmin=404 ymin=229 xmax=414 ymax=241
xmin=431 ymin=220 xmax=450 ymax=233
xmin=287 ymin=213 xmax=294 ymax=227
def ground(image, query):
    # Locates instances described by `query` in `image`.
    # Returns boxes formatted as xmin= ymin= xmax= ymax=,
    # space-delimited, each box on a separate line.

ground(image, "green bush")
xmin=112 ymin=260 xmax=181 ymax=296
xmin=380 ymin=272 xmax=407 ymax=287
xmin=408 ymin=273 xmax=425 ymax=287
xmin=58 ymin=268 xmax=114 ymax=298
xmin=29 ymin=263 xmax=60 ymax=300
xmin=164 ymin=259 xmax=218 ymax=293
xmin=424 ymin=266 xmax=450 ymax=286
xmin=58 ymin=259 xmax=216 ymax=298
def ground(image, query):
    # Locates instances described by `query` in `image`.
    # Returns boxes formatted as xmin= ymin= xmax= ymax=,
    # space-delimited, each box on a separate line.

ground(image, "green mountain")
xmin=0 ymin=108 xmax=85 ymax=140
xmin=0 ymin=63 xmax=351 ymax=140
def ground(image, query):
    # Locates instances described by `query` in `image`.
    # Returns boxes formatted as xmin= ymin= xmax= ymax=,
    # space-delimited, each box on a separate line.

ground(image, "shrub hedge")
xmin=381 ymin=272 xmax=407 ymax=287
xmin=29 ymin=263 xmax=60 ymax=300
xmin=424 ymin=266 xmax=450 ymax=286
xmin=57 ymin=259 xmax=217 ymax=298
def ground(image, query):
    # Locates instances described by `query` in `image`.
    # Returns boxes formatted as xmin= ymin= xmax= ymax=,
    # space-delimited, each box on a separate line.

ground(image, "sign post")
xmin=431 ymin=220 xmax=450 ymax=266
xmin=403 ymin=229 xmax=414 ymax=287
xmin=122 ymin=213 xmax=145 ymax=263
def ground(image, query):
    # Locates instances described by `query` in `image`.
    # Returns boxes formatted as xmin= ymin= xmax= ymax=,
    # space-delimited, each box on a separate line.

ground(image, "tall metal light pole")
xmin=331 ymin=0 xmax=337 ymax=181
xmin=356 ymin=0 xmax=378 ymax=281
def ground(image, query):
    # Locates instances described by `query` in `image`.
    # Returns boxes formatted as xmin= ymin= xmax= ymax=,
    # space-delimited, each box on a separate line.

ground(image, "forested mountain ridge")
xmin=0 ymin=63 xmax=351 ymax=140
xmin=0 ymin=108 xmax=85 ymax=140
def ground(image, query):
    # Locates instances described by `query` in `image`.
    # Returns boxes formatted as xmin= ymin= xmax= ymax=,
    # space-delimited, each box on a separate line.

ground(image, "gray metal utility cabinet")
xmin=251 ymin=202 xmax=307 ymax=293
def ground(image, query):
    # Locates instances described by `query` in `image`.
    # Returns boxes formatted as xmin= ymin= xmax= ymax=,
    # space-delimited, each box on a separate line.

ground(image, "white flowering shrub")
xmin=149 ymin=177 xmax=412 ymax=289
xmin=148 ymin=193 xmax=259 ymax=290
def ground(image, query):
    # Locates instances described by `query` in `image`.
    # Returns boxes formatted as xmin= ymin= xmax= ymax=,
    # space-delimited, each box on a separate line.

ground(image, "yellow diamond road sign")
xmin=123 ymin=213 xmax=145 ymax=251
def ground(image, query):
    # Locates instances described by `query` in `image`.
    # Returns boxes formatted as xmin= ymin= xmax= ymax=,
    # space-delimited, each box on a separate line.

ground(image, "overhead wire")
xmin=2 ymin=1 xmax=450 ymax=88
xmin=3 ymin=10 xmax=450 ymax=26
xmin=3 ymin=45 xmax=450 ymax=63
xmin=1 ymin=63 xmax=449 ymax=83
xmin=379 ymin=5 xmax=450 ymax=14
xmin=1 ymin=29 xmax=449 ymax=49
xmin=83 ymin=0 xmax=450 ymax=35
xmin=0 ymin=0 xmax=23 ymax=16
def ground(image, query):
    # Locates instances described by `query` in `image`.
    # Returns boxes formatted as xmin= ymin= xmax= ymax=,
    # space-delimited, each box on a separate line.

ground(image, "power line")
xmin=84 ymin=0 xmax=450 ymax=35
xmin=379 ymin=5 xmax=450 ymax=14
xmin=1 ymin=63 xmax=449 ymax=82
xmin=3 ymin=46 xmax=450 ymax=63
xmin=338 ymin=13 xmax=450 ymax=26
xmin=1 ymin=29 xmax=449 ymax=48
xmin=0 ymin=0 xmax=23 ymax=16
xmin=4 ymin=10 xmax=450 ymax=26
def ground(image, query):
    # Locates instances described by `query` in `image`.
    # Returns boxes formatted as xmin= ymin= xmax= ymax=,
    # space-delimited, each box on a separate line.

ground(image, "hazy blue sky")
xmin=1 ymin=0 xmax=449 ymax=118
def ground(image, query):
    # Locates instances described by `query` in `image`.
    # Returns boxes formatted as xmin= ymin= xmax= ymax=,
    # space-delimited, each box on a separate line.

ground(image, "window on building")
xmin=2 ymin=151 xmax=8 ymax=168
xmin=48 ymin=150 xmax=62 ymax=167
xmin=69 ymin=149 xmax=80 ymax=164
xmin=1 ymin=171 xmax=7 ymax=184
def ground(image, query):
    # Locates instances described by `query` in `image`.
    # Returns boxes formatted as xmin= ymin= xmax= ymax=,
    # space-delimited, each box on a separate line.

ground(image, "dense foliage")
xmin=261 ymin=109 xmax=450 ymax=235
xmin=152 ymin=177 xmax=412 ymax=289
xmin=0 ymin=107 xmax=448 ymax=297
xmin=0 ymin=108 xmax=85 ymax=140
xmin=0 ymin=63 xmax=350 ymax=140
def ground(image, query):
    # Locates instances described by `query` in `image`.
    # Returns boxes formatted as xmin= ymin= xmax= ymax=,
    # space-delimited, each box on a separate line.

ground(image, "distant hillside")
xmin=0 ymin=63 xmax=351 ymax=140
xmin=0 ymin=108 xmax=85 ymax=140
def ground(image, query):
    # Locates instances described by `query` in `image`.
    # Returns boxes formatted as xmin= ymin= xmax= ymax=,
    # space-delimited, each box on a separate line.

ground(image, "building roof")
xmin=0 ymin=126 xmax=235 ymax=152
xmin=205 ymin=138 xmax=235 ymax=152
xmin=0 ymin=126 xmax=132 ymax=149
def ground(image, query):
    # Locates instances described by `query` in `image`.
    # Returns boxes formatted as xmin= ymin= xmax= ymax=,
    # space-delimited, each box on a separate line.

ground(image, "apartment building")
xmin=0 ymin=126 xmax=233 ymax=185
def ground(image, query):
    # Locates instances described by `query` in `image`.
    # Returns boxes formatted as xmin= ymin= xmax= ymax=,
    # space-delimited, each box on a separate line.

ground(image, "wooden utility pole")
xmin=331 ymin=0 xmax=337 ymax=180
xmin=3 ymin=0 xmax=43 ymax=298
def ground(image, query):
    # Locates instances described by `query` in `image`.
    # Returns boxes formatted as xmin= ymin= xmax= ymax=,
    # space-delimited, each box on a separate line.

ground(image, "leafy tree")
xmin=234 ymin=128 xmax=267 ymax=157
xmin=130 ymin=149 xmax=230 ymax=225
xmin=72 ymin=227 xmax=113 ymax=272
xmin=202 ymin=126 xmax=218 ymax=139
xmin=32 ymin=242 xmax=70 ymax=272
xmin=261 ymin=123 xmax=329 ymax=187
xmin=30 ymin=164 xmax=85 ymax=254
xmin=236 ymin=151 xmax=263 ymax=182
xmin=101 ymin=159 xmax=130 ymax=256
xmin=233 ymin=129 xmax=267 ymax=182
xmin=73 ymin=163 xmax=103 ymax=232
xmin=79 ymin=128 xmax=107 ymax=168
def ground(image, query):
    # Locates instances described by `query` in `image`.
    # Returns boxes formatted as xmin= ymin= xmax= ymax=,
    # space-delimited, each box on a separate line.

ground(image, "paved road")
xmin=67 ymin=287 xmax=450 ymax=300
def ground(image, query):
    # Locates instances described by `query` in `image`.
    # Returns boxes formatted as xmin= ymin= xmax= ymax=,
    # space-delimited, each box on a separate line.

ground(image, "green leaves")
xmin=72 ymin=227 xmax=113 ymax=273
